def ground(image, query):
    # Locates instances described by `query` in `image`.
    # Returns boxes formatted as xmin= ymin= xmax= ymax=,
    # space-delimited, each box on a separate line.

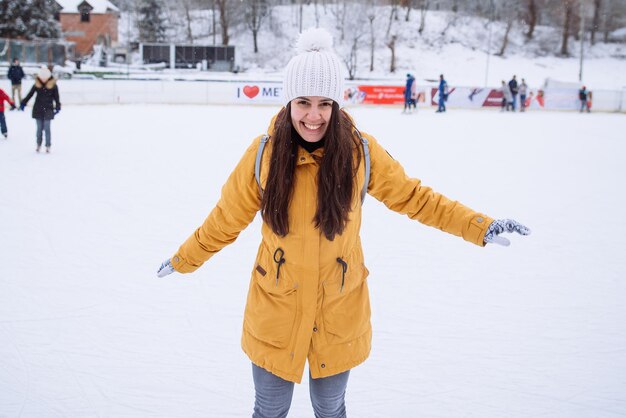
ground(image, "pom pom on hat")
xmin=295 ymin=28 xmax=334 ymax=54
xmin=283 ymin=28 xmax=344 ymax=105
xmin=38 ymin=66 xmax=51 ymax=81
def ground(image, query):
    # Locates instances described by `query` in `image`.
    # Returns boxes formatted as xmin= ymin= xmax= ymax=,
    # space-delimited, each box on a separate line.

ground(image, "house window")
xmin=81 ymin=10 xmax=90 ymax=22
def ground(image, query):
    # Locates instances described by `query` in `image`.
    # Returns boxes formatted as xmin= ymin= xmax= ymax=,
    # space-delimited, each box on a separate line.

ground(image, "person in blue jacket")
xmin=403 ymin=73 xmax=416 ymax=113
xmin=436 ymin=74 xmax=448 ymax=113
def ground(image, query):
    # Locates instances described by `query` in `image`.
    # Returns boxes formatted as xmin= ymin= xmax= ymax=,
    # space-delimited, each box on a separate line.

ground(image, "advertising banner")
xmin=431 ymin=87 xmax=499 ymax=108
xmin=234 ymin=82 xmax=283 ymax=104
xmin=429 ymin=86 xmax=547 ymax=110
xmin=344 ymin=85 xmax=404 ymax=105
xmin=482 ymin=89 xmax=504 ymax=107
xmin=344 ymin=84 xmax=429 ymax=106
xmin=53 ymin=79 xmax=622 ymax=112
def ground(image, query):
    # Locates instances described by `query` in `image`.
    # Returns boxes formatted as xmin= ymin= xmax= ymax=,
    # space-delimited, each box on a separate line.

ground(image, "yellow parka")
xmin=171 ymin=111 xmax=493 ymax=383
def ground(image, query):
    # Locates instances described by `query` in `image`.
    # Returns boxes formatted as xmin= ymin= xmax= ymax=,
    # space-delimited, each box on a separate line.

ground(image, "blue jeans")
xmin=437 ymin=95 xmax=446 ymax=112
xmin=36 ymin=118 xmax=51 ymax=147
xmin=0 ymin=111 xmax=6 ymax=134
xmin=252 ymin=363 xmax=350 ymax=418
xmin=580 ymin=99 xmax=590 ymax=112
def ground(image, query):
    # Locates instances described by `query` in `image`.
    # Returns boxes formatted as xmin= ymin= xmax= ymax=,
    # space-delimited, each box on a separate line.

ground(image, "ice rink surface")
xmin=1 ymin=105 xmax=625 ymax=417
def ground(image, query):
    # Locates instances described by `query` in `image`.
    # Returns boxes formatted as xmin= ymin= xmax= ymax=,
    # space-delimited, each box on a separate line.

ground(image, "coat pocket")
xmin=322 ymin=262 xmax=371 ymax=345
xmin=243 ymin=248 xmax=298 ymax=349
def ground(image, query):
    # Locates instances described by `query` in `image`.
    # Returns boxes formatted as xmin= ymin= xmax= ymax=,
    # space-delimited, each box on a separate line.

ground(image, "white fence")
xmin=24 ymin=79 xmax=626 ymax=113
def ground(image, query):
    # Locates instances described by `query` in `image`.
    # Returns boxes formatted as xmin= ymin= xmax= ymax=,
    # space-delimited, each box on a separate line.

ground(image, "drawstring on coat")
xmin=273 ymin=248 xmax=286 ymax=286
xmin=336 ymin=257 xmax=348 ymax=292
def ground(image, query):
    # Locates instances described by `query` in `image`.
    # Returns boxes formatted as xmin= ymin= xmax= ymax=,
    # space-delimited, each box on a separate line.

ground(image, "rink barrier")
xmin=23 ymin=79 xmax=626 ymax=113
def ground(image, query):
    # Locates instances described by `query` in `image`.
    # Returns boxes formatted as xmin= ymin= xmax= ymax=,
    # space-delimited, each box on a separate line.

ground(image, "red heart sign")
xmin=243 ymin=85 xmax=260 ymax=99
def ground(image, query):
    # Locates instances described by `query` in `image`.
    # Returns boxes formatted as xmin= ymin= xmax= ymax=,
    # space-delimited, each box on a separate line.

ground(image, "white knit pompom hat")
xmin=283 ymin=28 xmax=344 ymax=105
xmin=38 ymin=66 xmax=51 ymax=81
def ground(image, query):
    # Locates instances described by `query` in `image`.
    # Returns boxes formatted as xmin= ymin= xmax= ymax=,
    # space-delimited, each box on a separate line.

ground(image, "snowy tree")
xmin=28 ymin=0 xmax=62 ymax=38
xmin=384 ymin=0 xmax=399 ymax=73
xmin=195 ymin=0 xmax=218 ymax=45
xmin=404 ymin=0 xmax=413 ymax=22
xmin=386 ymin=0 xmax=400 ymax=38
xmin=590 ymin=0 xmax=601 ymax=45
xmin=0 ymin=0 xmax=30 ymax=39
xmin=180 ymin=0 xmax=195 ymax=43
xmin=367 ymin=2 xmax=377 ymax=71
xmin=494 ymin=0 xmax=523 ymax=56
xmin=245 ymin=0 xmax=268 ymax=53
xmin=214 ymin=0 xmax=241 ymax=45
xmin=386 ymin=33 xmax=397 ymax=73
xmin=137 ymin=0 xmax=168 ymax=42
xmin=559 ymin=0 xmax=574 ymax=55
xmin=336 ymin=2 xmax=368 ymax=79
xmin=330 ymin=0 xmax=347 ymax=42
xmin=524 ymin=0 xmax=539 ymax=39
xmin=590 ymin=0 xmax=626 ymax=44
xmin=418 ymin=0 xmax=430 ymax=35
xmin=313 ymin=0 xmax=321 ymax=28
xmin=296 ymin=0 xmax=303 ymax=33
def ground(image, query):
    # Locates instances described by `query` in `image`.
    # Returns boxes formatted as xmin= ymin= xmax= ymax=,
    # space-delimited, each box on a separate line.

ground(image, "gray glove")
xmin=484 ymin=219 xmax=531 ymax=246
xmin=156 ymin=258 xmax=175 ymax=277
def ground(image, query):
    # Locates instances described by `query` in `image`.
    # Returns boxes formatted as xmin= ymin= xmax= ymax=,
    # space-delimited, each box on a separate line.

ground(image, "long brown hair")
xmin=261 ymin=102 xmax=361 ymax=241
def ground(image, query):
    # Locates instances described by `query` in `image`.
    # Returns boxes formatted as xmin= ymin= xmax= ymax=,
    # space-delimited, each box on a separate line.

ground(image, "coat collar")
xmin=296 ymin=146 xmax=324 ymax=166
xmin=35 ymin=77 xmax=56 ymax=89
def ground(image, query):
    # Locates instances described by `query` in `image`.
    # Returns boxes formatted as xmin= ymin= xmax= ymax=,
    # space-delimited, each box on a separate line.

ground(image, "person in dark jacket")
xmin=508 ymin=75 xmax=519 ymax=111
xmin=20 ymin=66 xmax=61 ymax=153
xmin=0 ymin=88 xmax=15 ymax=138
xmin=579 ymin=86 xmax=591 ymax=113
xmin=7 ymin=58 xmax=26 ymax=110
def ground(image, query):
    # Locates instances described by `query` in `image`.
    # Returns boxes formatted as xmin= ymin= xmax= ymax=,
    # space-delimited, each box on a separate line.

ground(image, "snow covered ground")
xmin=1 ymin=105 xmax=625 ymax=417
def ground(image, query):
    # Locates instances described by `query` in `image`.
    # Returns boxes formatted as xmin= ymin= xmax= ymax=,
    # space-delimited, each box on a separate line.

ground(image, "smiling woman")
xmin=156 ymin=27 xmax=530 ymax=418
xmin=290 ymin=97 xmax=333 ymax=143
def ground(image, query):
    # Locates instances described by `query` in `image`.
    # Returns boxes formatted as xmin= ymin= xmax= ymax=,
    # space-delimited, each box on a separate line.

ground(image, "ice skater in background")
xmin=501 ymin=80 xmax=513 ymax=112
xmin=20 ymin=66 xmax=61 ymax=153
xmin=7 ymin=58 xmax=25 ymax=110
xmin=519 ymin=79 xmax=528 ymax=112
xmin=508 ymin=75 xmax=519 ymax=111
xmin=579 ymin=86 xmax=591 ymax=113
xmin=436 ymin=74 xmax=448 ymax=112
xmin=0 ymin=87 xmax=15 ymax=139
xmin=156 ymin=28 xmax=530 ymax=417
xmin=409 ymin=80 xmax=418 ymax=112
xmin=403 ymin=73 xmax=416 ymax=114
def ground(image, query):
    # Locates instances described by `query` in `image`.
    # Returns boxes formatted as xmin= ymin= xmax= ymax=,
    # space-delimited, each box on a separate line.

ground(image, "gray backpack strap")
xmin=255 ymin=134 xmax=269 ymax=197
xmin=354 ymin=129 xmax=370 ymax=204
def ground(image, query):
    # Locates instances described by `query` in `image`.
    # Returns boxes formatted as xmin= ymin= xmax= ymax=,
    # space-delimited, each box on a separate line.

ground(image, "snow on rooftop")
xmin=56 ymin=0 xmax=119 ymax=14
